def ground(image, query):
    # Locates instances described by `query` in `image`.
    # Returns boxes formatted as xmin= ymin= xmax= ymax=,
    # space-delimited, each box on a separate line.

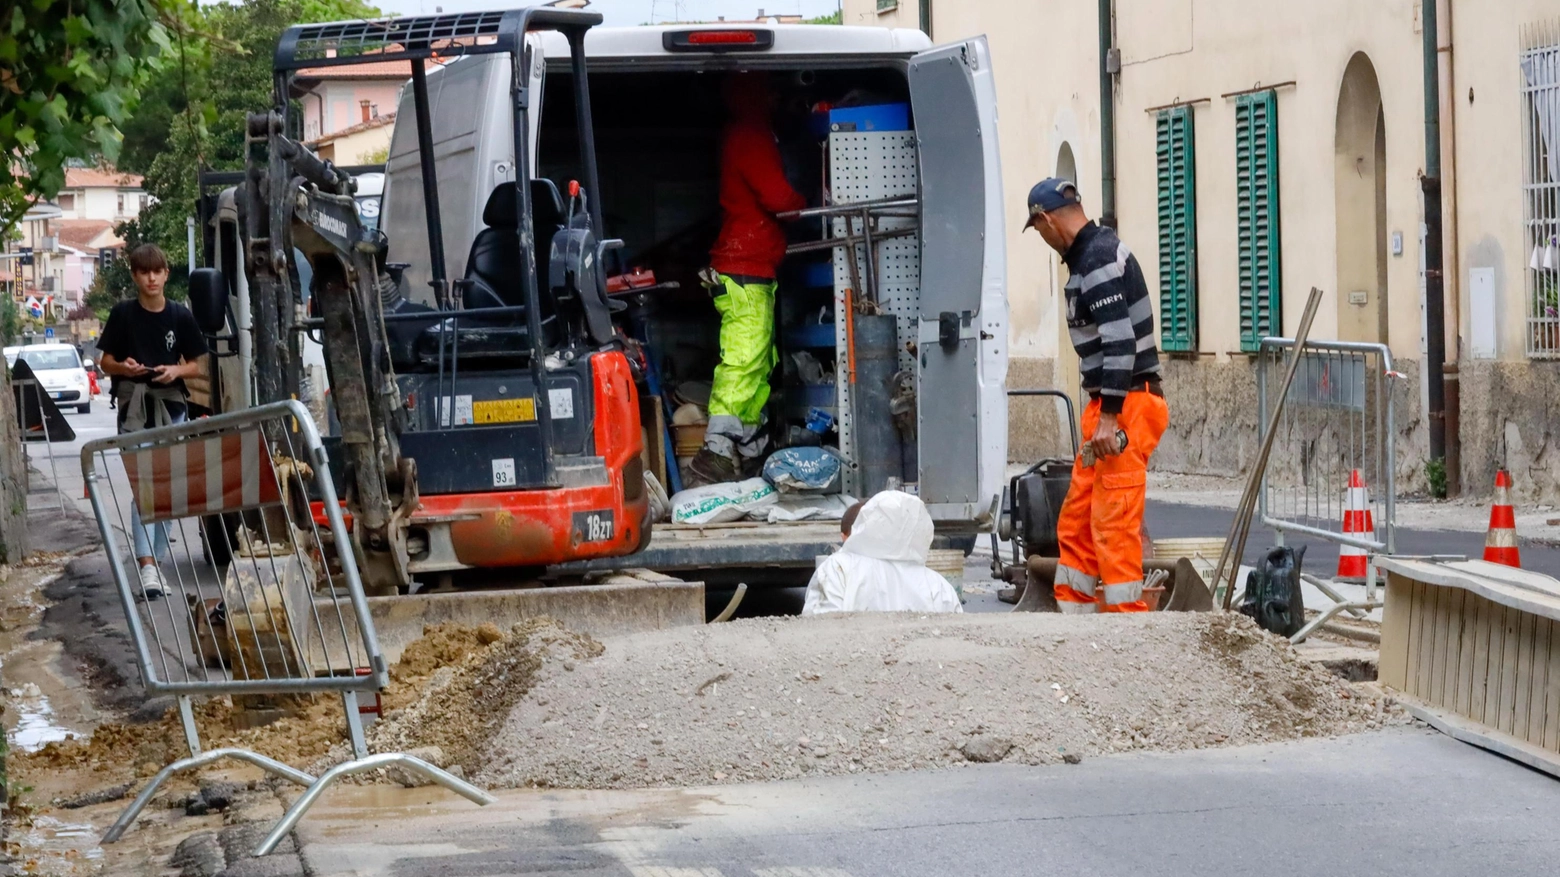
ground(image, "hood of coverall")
xmin=841 ymin=490 xmax=934 ymax=565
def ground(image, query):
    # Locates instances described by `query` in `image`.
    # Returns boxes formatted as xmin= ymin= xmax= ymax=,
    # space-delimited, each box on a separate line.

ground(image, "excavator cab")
xmin=242 ymin=9 xmax=647 ymax=595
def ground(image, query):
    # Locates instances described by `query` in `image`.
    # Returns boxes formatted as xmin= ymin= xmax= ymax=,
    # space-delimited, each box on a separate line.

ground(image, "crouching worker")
xmin=802 ymin=491 xmax=963 ymax=615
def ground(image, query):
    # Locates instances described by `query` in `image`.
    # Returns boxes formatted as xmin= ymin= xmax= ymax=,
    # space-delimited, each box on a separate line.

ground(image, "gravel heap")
xmin=375 ymin=611 xmax=1396 ymax=790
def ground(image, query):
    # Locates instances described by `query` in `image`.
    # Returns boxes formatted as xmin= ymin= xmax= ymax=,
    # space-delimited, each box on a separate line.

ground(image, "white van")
xmin=380 ymin=23 xmax=1008 ymax=581
xmin=5 ymin=343 xmax=93 ymax=414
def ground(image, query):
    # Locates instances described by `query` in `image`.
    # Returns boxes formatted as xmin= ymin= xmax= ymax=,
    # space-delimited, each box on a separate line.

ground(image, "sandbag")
xmin=1239 ymin=545 xmax=1306 ymax=637
xmin=762 ymin=446 xmax=842 ymax=494
xmin=670 ymin=477 xmax=777 ymax=525
xmin=758 ymin=494 xmax=857 ymax=524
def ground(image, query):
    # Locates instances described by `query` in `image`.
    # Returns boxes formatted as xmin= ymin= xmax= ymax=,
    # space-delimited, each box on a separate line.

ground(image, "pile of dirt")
xmin=424 ymin=612 xmax=1398 ymax=790
xmin=370 ymin=618 xmax=602 ymax=771
xmin=20 ymin=620 xmax=516 ymax=778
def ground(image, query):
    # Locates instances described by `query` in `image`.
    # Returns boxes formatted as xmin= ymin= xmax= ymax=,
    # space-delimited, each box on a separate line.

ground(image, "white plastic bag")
xmin=670 ymin=477 xmax=777 ymax=525
xmin=759 ymin=494 xmax=857 ymax=523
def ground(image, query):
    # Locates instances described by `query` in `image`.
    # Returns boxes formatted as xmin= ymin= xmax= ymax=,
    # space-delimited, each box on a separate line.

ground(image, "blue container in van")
xmin=827 ymin=102 xmax=910 ymax=133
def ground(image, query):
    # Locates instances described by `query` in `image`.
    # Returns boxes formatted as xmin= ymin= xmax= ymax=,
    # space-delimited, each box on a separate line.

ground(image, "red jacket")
xmin=710 ymin=117 xmax=805 ymax=279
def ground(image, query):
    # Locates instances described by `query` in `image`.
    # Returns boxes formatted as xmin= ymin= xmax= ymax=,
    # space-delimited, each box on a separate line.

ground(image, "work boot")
xmin=685 ymin=448 xmax=739 ymax=487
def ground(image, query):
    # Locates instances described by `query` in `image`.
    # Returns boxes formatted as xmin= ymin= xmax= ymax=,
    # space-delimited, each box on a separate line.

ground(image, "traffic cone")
xmin=1336 ymin=469 xmax=1374 ymax=583
xmin=1483 ymin=469 xmax=1521 ymax=568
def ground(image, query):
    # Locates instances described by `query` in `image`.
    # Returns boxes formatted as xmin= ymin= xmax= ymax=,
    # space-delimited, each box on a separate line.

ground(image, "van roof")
xmin=4 ymin=343 xmax=76 ymax=353
xmin=538 ymin=24 xmax=933 ymax=60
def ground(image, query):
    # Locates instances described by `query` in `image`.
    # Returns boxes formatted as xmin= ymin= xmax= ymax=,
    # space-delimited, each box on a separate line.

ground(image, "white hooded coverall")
xmin=801 ymin=491 xmax=963 ymax=615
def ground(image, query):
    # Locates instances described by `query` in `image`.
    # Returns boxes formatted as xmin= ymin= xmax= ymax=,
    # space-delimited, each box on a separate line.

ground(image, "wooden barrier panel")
xmin=1377 ymin=557 xmax=1560 ymax=777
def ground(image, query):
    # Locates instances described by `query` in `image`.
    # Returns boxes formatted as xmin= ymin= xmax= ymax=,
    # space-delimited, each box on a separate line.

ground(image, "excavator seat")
xmin=412 ymin=181 xmax=568 ymax=366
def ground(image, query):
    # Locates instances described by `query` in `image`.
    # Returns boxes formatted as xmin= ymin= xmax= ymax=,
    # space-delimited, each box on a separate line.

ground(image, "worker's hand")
xmin=120 ymin=357 xmax=150 ymax=377
xmin=149 ymin=364 xmax=180 ymax=385
xmin=1090 ymin=412 xmax=1124 ymax=460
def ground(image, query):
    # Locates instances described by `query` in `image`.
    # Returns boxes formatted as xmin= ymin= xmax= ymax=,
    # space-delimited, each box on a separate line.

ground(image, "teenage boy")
xmin=97 ymin=243 xmax=209 ymax=598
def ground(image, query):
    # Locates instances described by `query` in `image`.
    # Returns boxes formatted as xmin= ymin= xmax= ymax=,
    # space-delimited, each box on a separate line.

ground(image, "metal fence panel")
xmin=1523 ymin=20 xmax=1560 ymax=359
xmin=83 ymin=400 xmax=490 ymax=850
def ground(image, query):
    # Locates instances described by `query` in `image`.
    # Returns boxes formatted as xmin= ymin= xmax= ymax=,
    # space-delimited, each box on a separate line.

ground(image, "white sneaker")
xmin=138 ymin=563 xmax=167 ymax=600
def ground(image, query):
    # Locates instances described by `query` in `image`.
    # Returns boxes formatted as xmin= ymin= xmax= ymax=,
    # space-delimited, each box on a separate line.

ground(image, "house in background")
xmin=296 ymin=58 xmax=407 ymax=164
xmin=6 ymin=166 xmax=144 ymax=315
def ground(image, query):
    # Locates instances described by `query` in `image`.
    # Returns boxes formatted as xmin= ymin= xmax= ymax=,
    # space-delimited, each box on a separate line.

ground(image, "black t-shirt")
xmin=98 ymin=298 xmax=208 ymax=395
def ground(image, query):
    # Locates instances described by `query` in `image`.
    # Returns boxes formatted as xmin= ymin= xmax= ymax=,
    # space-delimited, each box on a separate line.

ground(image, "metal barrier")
xmin=82 ymin=400 xmax=492 ymax=852
xmin=14 ymin=376 xmax=67 ymax=513
xmin=1256 ymin=338 xmax=1402 ymax=640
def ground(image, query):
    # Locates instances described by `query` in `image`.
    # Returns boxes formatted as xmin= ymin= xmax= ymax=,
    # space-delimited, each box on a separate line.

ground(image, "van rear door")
xmin=908 ymin=37 xmax=1008 ymax=522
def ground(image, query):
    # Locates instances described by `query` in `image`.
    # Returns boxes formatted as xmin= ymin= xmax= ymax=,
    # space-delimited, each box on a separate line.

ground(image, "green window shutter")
xmin=1235 ymin=90 xmax=1282 ymax=352
xmin=1156 ymin=106 xmax=1197 ymax=352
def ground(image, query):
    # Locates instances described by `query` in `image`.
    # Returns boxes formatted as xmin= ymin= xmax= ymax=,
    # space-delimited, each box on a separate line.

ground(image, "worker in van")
xmin=686 ymin=72 xmax=807 ymax=487
xmin=802 ymin=491 xmax=963 ymax=615
xmin=1023 ymin=178 xmax=1168 ymax=614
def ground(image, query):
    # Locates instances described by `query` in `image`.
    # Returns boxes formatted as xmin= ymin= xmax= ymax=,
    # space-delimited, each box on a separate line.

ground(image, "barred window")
xmin=1522 ymin=20 xmax=1560 ymax=357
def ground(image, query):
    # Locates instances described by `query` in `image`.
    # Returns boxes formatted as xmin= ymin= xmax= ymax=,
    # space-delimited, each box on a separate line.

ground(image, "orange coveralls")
xmin=1054 ymin=385 xmax=1170 ymax=613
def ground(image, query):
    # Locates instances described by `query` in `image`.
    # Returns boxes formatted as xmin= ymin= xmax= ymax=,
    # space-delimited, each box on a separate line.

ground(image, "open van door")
xmin=909 ymin=36 xmax=1008 ymax=522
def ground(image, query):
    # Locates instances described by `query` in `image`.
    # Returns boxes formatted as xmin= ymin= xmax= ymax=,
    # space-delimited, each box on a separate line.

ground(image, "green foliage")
xmin=121 ymin=0 xmax=384 ymax=274
xmin=1426 ymin=458 xmax=1448 ymax=500
xmin=806 ymin=9 xmax=844 ymax=24
xmin=0 ymin=298 xmax=20 ymax=346
xmin=0 ymin=0 xmax=190 ymax=229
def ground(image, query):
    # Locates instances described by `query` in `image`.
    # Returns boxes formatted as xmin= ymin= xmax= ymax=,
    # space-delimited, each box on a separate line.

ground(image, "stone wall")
xmin=1457 ymin=360 xmax=1560 ymax=502
xmin=0 ymin=367 xmax=29 ymax=563
xmin=1004 ymin=354 xmax=1434 ymax=498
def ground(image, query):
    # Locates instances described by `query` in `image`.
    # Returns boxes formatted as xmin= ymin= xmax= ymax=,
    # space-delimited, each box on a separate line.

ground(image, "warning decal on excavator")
xmin=473 ymin=397 xmax=537 ymax=424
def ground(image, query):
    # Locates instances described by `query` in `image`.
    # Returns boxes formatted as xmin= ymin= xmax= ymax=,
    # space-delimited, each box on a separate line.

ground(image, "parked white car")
xmin=4 ymin=343 xmax=93 ymax=414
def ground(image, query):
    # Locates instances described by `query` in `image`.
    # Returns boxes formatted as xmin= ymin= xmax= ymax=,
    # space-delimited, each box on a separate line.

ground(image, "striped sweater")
xmin=1062 ymin=221 xmax=1162 ymax=414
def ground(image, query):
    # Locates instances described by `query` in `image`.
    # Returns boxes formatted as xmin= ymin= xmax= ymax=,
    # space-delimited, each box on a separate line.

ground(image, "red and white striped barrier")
xmin=1336 ymin=468 xmax=1374 ymax=583
xmin=1483 ymin=469 xmax=1521 ymax=568
xmin=124 ymin=428 xmax=281 ymax=524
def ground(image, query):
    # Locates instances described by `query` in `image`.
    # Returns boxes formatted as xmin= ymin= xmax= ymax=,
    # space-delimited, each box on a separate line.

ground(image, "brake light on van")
xmin=663 ymin=29 xmax=775 ymax=52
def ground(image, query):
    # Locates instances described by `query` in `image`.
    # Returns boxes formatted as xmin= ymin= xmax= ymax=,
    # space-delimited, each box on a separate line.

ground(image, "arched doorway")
xmin=1056 ymin=141 xmax=1078 ymax=186
xmin=1335 ymin=53 xmax=1388 ymax=343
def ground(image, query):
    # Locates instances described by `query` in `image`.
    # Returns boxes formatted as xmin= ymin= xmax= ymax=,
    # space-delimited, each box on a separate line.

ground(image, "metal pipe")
xmin=104 ymin=748 xmax=316 ymax=843
xmin=1438 ymin=0 xmax=1462 ymax=496
xmin=1422 ymin=0 xmax=1448 ymax=475
xmin=569 ymin=30 xmax=607 ymax=242
xmin=254 ymin=753 xmax=495 ymax=856
xmin=776 ymin=197 xmax=918 ymax=220
xmin=784 ymin=225 xmax=918 ymax=255
xmin=512 ymin=42 xmax=557 ymax=486
xmin=1098 ymin=0 xmax=1117 ymax=228
xmin=410 ymin=59 xmax=450 ymax=310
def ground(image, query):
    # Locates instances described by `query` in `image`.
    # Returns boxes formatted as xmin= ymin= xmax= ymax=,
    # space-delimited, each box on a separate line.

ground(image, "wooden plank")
xmin=1455 ymin=590 xmax=1483 ymax=718
xmin=1378 ymin=573 xmax=1414 ymax=690
xmin=1418 ymin=581 xmax=1444 ymax=701
xmin=1396 ymin=693 xmax=1560 ymax=782
xmin=1497 ymin=603 xmax=1523 ymax=735
xmin=1430 ymin=584 xmax=1462 ymax=708
xmin=1409 ymin=580 xmax=1433 ymax=699
xmin=1527 ymin=616 xmax=1551 ymax=748
xmin=1469 ymin=593 xmax=1494 ymax=726
xmin=1544 ymin=616 xmax=1560 ymax=753
xmin=1512 ymin=610 xmax=1537 ymax=738
xmin=1482 ymin=602 xmax=1507 ymax=729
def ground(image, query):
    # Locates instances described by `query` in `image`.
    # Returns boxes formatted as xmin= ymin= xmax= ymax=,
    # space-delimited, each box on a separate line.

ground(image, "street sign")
xmin=44 ymin=327 xmax=54 ymax=340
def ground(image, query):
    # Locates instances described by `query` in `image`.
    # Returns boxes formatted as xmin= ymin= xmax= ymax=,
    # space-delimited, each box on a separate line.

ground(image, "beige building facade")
xmin=845 ymin=0 xmax=1560 ymax=500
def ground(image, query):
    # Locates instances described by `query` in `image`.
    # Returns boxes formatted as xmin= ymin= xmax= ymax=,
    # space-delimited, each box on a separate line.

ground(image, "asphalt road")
xmin=297 ymin=728 xmax=1560 ymax=877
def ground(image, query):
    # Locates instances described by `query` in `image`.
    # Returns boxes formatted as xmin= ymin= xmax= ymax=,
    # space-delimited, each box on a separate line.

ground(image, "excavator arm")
xmin=242 ymin=111 xmax=412 ymax=595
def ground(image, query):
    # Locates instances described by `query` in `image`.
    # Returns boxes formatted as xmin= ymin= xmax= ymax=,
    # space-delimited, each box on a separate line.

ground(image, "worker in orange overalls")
xmin=1024 ymin=178 xmax=1168 ymax=613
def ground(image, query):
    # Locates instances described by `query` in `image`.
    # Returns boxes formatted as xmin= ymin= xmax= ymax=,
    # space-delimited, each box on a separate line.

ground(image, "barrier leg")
xmin=103 ymin=748 xmax=316 ymax=843
xmin=1291 ymin=599 xmax=1383 ymax=644
xmin=254 ymin=753 xmax=496 ymax=856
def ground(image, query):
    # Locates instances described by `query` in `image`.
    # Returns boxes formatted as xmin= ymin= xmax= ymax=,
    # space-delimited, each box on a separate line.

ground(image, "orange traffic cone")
xmin=1336 ymin=469 xmax=1374 ymax=582
xmin=1483 ymin=469 xmax=1521 ymax=567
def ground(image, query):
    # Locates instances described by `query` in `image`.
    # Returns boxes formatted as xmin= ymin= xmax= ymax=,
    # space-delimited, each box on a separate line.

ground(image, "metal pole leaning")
xmin=254 ymin=753 xmax=498 ymax=856
xmin=102 ymin=748 xmax=316 ymax=843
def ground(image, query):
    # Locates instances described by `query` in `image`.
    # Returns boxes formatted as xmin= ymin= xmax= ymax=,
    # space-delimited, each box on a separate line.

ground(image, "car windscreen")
xmin=17 ymin=349 xmax=80 ymax=370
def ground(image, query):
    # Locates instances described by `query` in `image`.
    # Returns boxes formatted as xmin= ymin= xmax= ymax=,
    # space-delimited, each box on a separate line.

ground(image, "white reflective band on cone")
xmin=1058 ymin=599 xmax=1100 ymax=614
xmin=1102 ymin=580 xmax=1144 ymax=606
xmin=1486 ymin=528 xmax=1519 ymax=548
xmin=1055 ymin=564 xmax=1098 ymax=597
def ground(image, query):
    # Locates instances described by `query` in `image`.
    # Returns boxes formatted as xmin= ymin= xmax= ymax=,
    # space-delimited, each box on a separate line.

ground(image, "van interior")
xmin=534 ymin=65 xmax=917 ymax=486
